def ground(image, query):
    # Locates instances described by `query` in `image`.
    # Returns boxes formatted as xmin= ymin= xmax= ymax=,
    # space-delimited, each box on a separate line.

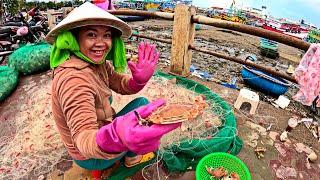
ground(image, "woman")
xmin=92 ymin=0 xmax=115 ymax=11
xmin=45 ymin=2 xmax=180 ymax=178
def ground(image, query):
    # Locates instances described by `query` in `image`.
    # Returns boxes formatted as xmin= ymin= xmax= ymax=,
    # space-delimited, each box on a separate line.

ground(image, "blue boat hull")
xmin=241 ymin=66 xmax=291 ymax=96
xmin=117 ymin=16 xmax=146 ymax=22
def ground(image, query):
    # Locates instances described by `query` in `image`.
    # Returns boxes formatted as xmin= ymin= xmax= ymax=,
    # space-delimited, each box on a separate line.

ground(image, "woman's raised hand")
xmin=128 ymin=41 xmax=160 ymax=85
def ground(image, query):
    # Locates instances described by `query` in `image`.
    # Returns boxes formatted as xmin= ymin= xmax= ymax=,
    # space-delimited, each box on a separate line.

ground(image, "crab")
xmin=255 ymin=146 xmax=267 ymax=159
xmin=206 ymin=166 xmax=228 ymax=179
xmin=222 ymin=172 xmax=240 ymax=180
xmin=145 ymin=96 xmax=208 ymax=125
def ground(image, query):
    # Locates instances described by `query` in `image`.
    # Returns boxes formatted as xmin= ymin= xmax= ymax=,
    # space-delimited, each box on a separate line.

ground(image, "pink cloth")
xmin=17 ymin=26 xmax=28 ymax=36
xmin=293 ymin=43 xmax=320 ymax=107
xmin=94 ymin=0 xmax=115 ymax=10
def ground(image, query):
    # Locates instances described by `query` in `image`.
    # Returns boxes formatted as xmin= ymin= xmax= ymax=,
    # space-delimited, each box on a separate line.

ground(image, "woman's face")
xmin=77 ymin=25 xmax=112 ymax=63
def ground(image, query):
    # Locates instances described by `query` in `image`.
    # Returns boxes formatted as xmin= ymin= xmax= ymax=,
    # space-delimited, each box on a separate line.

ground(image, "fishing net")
xmin=111 ymin=71 xmax=242 ymax=178
xmin=0 ymin=72 xmax=67 ymax=179
xmin=0 ymin=66 xmax=19 ymax=101
xmin=0 ymin=70 xmax=241 ymax=179
xmin=8 ymin=42 xmax=52 ymax=75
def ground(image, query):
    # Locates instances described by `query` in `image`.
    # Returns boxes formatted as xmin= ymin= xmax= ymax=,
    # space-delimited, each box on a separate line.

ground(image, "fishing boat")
xmin=145 ymin=2 xmax=161 ymax=12
xmin=306 ymin=29 xmax=320 ymax=43
xmin=117 ymin=15 xmax=146 ymax=22
xmin=262 ymin=22 xmax=284 ymax=34
xmin=241 ymin=66 xmax=291 ymax=96
xmin=262 ymin=19 xmax=309 ymax=40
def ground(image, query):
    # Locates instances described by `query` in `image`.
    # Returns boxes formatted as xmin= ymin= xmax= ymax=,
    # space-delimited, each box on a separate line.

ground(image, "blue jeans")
xmin=74 ymin=97 xmax=149 ymax=170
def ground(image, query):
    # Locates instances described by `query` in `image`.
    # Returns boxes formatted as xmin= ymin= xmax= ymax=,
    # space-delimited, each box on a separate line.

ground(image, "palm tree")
xmin=4 ymin=0 xmax=19 ymax=14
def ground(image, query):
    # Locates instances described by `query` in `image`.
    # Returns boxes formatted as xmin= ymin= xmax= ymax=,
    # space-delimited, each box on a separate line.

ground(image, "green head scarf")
xmin=50 ymin=30 xmax=127 ymax=73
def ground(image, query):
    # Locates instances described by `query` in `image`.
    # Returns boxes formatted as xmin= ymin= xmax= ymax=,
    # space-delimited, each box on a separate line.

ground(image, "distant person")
xmin=93 ymin=0 xmax=115 ymax=10
xmin=45 ymin=2 xmax=180 ymax=179
xmin=293 ymin=43 xmax=320 ymax=109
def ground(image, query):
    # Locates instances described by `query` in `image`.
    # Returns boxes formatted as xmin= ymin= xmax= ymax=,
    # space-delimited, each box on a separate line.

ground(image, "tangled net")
xmin=113 ymin=76 xmax=225 ymax=150
xmin=114 ymin=75 xmax=237 ymax=179
xmin=0 ymin=74 xmax=67 ymax=180
xmin=0 ymin=74 xmax=229 ymax=179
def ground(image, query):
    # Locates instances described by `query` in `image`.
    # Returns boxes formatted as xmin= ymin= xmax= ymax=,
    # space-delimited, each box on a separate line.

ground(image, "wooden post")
xmin=170 ymin=4 xmax=195 ymax=77
xmin=63 ymin=7 xmax=74 ymax=18
xmin=47 ymin=9 xmax=55 ymax=30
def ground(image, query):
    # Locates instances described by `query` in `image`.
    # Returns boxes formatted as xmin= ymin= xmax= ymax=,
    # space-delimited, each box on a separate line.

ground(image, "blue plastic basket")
xmin=241 ymin=66 xmax=291 ymax=96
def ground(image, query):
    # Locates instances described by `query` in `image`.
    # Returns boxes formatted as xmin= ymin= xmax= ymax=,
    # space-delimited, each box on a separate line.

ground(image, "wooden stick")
xmin=131 ymin=34 xmax=172 ymax=44
xmin=192 ymin=15 xmax=310 ymax=51
xmin=189 ymin=45 xmax=297 ymax=83
xmin=108 ymin=10 xmax=174 ymax=20
xmin=130 ymin=33 xmax=297 ymax=83
xmin=108 ymin=9 xmax=309 ymax=51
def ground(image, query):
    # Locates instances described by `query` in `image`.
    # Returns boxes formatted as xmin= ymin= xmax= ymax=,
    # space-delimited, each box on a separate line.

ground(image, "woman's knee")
xmin=134 ymin=97 xmax=149 ymax=106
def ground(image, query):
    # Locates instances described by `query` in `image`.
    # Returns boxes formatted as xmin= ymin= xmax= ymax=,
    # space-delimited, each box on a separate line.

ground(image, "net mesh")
xmin=0 ymin=74 xmax=67 ymax=180
xmin=0 ymin=66 xmax=19 ymax=101
xmin=113 ymin=75 xmax=223 ymax=149
xmin=111 ymin=72 xmax=242 ymax=176
xmin=8 ymin=42 xmax=51 ymax=75
xmin=0 ymin=71 xmax=242 ymax=179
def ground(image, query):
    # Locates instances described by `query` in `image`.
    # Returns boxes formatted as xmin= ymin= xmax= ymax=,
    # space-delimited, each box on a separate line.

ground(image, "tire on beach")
xmin=0 ymin=66 xmax=19 ymax=101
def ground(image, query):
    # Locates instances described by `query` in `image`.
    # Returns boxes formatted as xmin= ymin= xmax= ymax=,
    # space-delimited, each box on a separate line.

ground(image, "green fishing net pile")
xmin=1 ymin=42 xmax=51 ymax=101
xmin=8 ymin=42 xmax=52 ymax=75
xmin=0 ymin=66 xmax=19 ymax=101
xmin=109 ymin=71 xmax=243 ymax=179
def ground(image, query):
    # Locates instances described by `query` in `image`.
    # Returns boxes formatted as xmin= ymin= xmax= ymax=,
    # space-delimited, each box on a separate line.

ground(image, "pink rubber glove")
xmin=96 ymin=99 xmax=181 ymax=154
xmin=128 ymin=41 xmax=160 ymax=91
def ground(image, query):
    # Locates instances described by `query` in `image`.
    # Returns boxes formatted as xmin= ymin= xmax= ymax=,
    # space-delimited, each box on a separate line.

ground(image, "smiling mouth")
xmin=93 ymin=50 xmax=104 ymax=55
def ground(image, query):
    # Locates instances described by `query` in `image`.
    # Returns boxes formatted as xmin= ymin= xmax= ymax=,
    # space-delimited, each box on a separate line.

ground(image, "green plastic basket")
xmin=196 ymin=152 xmax=251 ymax=180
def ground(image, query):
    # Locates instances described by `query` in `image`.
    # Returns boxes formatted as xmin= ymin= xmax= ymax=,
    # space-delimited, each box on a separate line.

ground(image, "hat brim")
xmin=46 ymin=18 xmax=131 ymax=44
xmin=45 ymin=2 xmax=132 ymax=44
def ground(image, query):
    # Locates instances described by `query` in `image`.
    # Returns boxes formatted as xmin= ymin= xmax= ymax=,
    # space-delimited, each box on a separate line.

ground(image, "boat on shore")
xmin=262 ymin=19 xmax=311 ymax=40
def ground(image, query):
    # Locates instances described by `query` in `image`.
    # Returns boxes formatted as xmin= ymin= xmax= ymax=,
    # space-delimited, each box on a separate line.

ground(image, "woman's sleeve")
xmin=105 ymin=62 xmax=140 ymax=94
xmin=57 ymin=72 xmax=121 ymax=159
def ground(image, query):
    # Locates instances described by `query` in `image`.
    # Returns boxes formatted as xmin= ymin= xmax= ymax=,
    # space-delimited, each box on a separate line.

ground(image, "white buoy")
xmin=280 ymin=131 xmax=288 ymax=142
xmin=307 ymin=152 xmax=318 ymax=162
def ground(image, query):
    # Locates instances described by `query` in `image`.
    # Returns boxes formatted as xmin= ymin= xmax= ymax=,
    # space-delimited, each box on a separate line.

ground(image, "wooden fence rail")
xmin=192 ymin=15 xmax=310 ymax=51
xmin=108 ymin=9 xmax=174 ymax=20
xmin=132 ymin=33 xmax=297 ymax=83
xmin=45 ymin=7 xmax=73 ymax=30
xmin=108 ymin=9 xmax=310 ymax=51
xmin=108 ymin=5 xmax=309 ymax=84
xmin=48 ymin=5 xmax=309 ymax=84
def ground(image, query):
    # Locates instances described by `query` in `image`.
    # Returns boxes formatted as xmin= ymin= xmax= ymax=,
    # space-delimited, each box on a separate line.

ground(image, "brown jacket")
xmin=51 ymin=56 xmax=138 ymax=160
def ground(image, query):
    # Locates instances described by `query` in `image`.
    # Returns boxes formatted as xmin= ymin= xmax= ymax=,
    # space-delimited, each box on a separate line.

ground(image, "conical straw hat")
xmin=45 ymin=2 xmax=132 ymax=44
